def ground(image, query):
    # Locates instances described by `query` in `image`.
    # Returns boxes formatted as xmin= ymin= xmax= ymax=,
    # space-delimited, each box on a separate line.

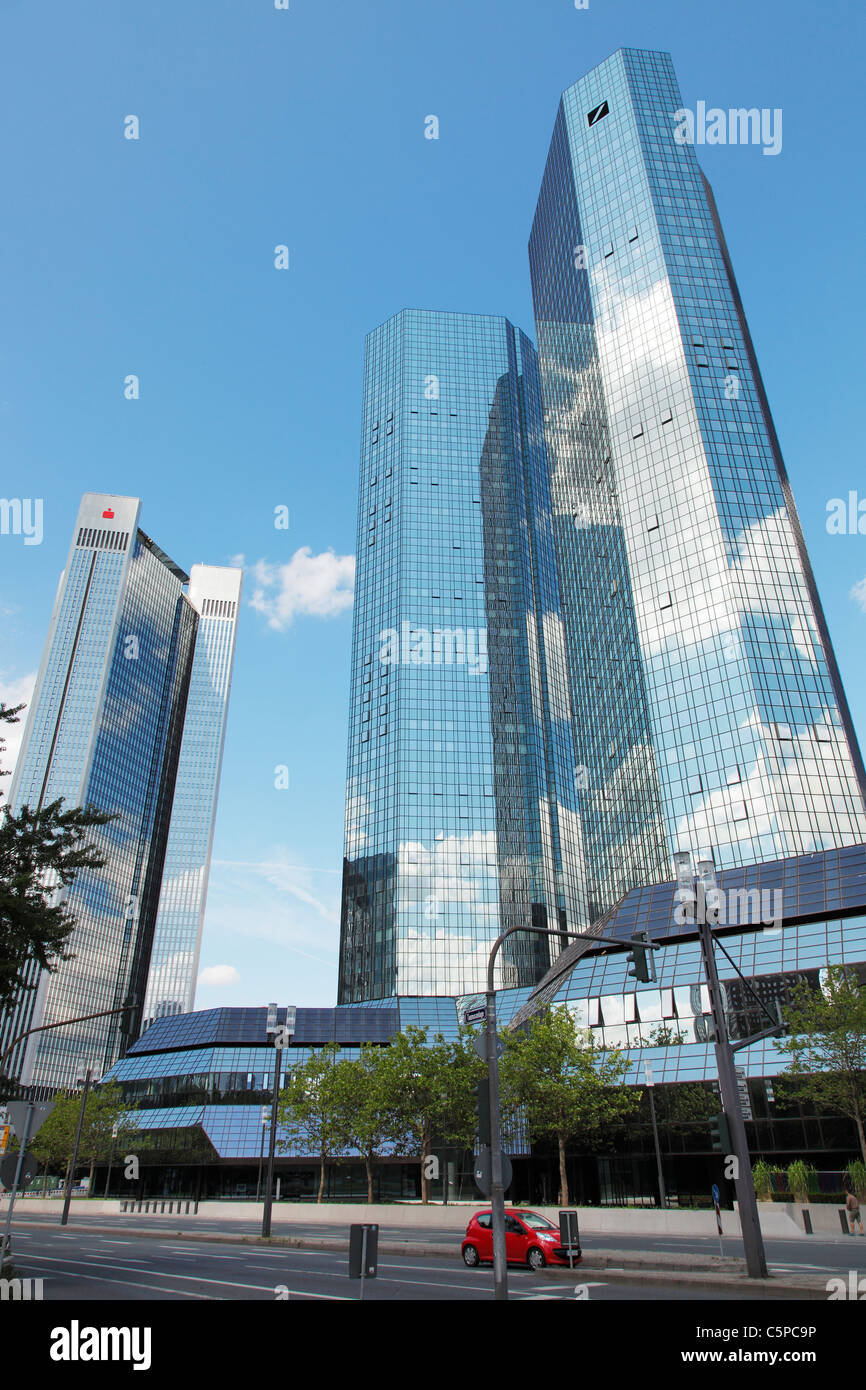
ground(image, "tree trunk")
xmin=317 ymin=1156 xmax=326 ymax=1203
xmin=856 ymin=1112 xmax=866 ymax=1165
xmin=558 ymin=1133 xmax=569 ymax=1207
xmin=365 ymin=1153 xmax=374 ymax=1205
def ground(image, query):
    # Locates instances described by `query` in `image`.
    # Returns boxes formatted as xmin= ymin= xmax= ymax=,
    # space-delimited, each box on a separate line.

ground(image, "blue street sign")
xmin=712 ymin=1183 xmax=720 ymax=1203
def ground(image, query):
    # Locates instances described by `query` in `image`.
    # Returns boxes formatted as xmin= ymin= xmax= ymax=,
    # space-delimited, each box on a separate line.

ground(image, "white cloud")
xmin=246 ymin=547 xmax=355 ymax=630
xmin=197 ymin=964 xmax=241 ymax=988
xmin=0 ymin=672 xmax=36 ymax=783
xmin=850 ymin=577 xmax=866 ymax=612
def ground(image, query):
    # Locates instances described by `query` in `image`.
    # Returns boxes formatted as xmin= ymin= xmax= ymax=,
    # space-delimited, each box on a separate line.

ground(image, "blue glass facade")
xmin=1 ymin=495 xmax=240 ymax=1093
xmin=142 ymin=566 xmax=242 ymax=1030
xmin=100 ymin=841 xmax=866 ymax=1173
xmin=529 ymin=49 xmax=866 ymax=922
xmin=338 ymin=310 xmax=589 ymax=1002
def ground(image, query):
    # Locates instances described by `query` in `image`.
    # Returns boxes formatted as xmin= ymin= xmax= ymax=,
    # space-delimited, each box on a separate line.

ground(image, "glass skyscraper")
xmin=529 ymin=48 xmax=866 ymax=922
xmin=338 ymin=310 xmax=589 ymax=1002
xmin=1 ymin=494 xmax=240 ymax=1092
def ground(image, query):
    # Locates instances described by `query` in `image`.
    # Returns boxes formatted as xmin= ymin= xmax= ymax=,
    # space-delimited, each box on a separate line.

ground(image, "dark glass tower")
xmin=339 ymin=310 xmax=589 ymax=1002
xmin=529 ymin=48 xmax=866 ymax=921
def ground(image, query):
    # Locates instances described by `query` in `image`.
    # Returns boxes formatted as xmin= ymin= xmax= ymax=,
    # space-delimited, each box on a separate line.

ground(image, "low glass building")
xmin=100 ymin=842 xmax=866 ymax=1206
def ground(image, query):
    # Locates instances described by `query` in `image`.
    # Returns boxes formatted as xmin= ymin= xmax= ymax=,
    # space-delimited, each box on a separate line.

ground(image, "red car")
xmin=461 ymin=1209 xmax=580 ymax=1270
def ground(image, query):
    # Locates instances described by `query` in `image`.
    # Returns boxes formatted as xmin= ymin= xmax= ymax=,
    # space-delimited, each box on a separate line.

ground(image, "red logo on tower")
xmin=102 ymin=508 xmax=115 ymax=519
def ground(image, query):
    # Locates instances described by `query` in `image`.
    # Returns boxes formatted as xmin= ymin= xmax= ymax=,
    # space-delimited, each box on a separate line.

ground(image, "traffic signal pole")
xmin=482 ymin=923 xmax=653 ymax=1301
xmin=697 ymin=911 xmax=768 ymax=1279
xmin=484 ymin=984 xmax=508 ymax=1303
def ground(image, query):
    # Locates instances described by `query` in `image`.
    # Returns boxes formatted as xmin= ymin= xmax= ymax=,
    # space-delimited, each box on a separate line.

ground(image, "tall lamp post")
xmin=261 ymin=1003 xmax=296 ymax=1238
xmin=674 ymin=851 xmax=778 ymax=1280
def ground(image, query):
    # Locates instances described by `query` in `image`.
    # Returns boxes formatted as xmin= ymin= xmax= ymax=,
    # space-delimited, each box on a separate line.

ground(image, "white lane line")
xmin=25 ymin=1253 xmax=351 ymax=1299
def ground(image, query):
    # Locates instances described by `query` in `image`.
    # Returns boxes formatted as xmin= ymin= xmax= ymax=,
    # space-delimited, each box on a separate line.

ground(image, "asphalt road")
xmin=9 ymin=1208 xmax=865 ymax=1280
xmin=9 ymin=1225 xmax=768 ymax=1301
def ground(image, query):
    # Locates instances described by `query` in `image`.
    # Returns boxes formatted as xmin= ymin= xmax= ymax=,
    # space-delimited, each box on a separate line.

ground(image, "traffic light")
xmin=626 ymin=929 xmax=656 ymax=984
xmin=475 ymin=1077 xmax=491 ymax=1147
xmin=710 ymin=1112 xmax=732 ymax=1154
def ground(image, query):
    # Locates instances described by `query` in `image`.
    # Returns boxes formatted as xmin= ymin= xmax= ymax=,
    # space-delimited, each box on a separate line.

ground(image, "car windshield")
xmin=513 ymin=1211 xmax=555 ymax=1230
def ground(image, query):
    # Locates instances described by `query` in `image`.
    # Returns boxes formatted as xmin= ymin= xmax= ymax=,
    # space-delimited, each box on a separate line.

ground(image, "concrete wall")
xmin=6 ymin=1195 xmax=854 ymax=1237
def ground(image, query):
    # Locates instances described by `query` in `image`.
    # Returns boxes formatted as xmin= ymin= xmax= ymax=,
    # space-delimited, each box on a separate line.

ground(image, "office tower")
xmin=0 ymin=494 xmax=240 ymax=1092
xmin=142 ymin=565 xmax=242 ymax=1029
xmin=338 ymin=310 xmax=589 ymax=1002
xmin=529 ymin=47 xmax=866 ymax=921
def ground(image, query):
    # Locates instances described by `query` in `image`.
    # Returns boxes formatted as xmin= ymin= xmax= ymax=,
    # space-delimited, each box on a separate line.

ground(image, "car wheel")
xmin=527 ymin=1246 xmax=546 ymax=1271
xmin=463 ymin=1244 xmax=480 ymax=1267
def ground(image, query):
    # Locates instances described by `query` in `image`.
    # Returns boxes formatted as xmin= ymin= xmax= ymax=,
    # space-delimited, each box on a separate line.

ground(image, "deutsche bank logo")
xmin=587 ymin=100 xmax=610 ymax=127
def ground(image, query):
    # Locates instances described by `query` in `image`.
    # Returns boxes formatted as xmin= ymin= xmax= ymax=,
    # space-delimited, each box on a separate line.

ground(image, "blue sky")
xmin=1 ymin=0 xmax=864 ymax=1009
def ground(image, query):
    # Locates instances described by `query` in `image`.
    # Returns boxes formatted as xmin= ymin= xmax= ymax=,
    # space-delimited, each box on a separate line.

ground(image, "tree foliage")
xmin=27 ymin=1082 xmax=138 ymax=1187
xmin=500 ymin=1006 xmax=640 ymax=1206
xmin=775 ymin=964 xmax=866 ymax=1161
xmin=0 ymin=701 xmax=113 ymax=1021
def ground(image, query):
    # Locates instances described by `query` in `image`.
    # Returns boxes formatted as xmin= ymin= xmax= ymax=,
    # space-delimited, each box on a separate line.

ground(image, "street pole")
xmin=261 ymin=1004 xmax=295 ymax=1238
xmin=687 ymin=855 xmax=768 ymax=1281
xmin=261 ymin=1043 xmax=281 ymax=1239
xmin=485 ymin=981 xmax=508 ymax=1303
xmin=1 ymin=1103 xmax=34 ymax=1263
xmin=644 ymin=1065 xmax=666 ymax=1209
xmin=256 ymin=1113 xmax=267 ymax=1202
xmin=61 ymin=1065 xmax=92 ymax=1226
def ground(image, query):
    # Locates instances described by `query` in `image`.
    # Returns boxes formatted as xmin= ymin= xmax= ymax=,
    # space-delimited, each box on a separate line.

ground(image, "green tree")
xmin=277 ymin=1043 xmax=346 ymax=1203
xmin=500 ymin=1007 xmax=640 ymax=1206
xmin=0 ymin=704 xmax=113 ymax=1023
xmin=28 ymin=1083 xmax=138 ymax=1192
xmin=775 ymin=965 xmax=866 ymax=1161
xmin=374 ymin=1026 xmax=481 ymax=1203
xmin=329 ymin=1048 xmax=395 ymax=1203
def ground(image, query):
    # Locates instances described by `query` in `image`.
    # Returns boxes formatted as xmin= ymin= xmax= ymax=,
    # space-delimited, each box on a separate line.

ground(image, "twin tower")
xmin=337 ymin=48 xmax=866 ymax=1003
xmin=6 ymin=50 xmax=866 ymax=1092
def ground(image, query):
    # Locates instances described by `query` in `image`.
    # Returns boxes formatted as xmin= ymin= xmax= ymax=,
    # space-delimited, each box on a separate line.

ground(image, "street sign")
xmin=6 ymin=1101 xmax=54 ymax=1140
xmin=712 ymin=1183 xmax=720 ymax=1203
xmin=1 ymin=1151 xmax=38 ymax=1189
xmin=471 ymin=1034 xmax=504 ymax=1061
xmin=464 ymin=1005 xmax=487 ymax=1025
xmin=472 ymin=1146 xmax=513 ymax=1197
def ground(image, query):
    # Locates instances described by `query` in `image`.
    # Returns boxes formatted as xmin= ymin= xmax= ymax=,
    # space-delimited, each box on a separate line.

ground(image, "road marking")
xmin=22 ymin=1252 xmax=351 ymax=1298
xmin=20 ymin=1259 xmax=216 ymax=1299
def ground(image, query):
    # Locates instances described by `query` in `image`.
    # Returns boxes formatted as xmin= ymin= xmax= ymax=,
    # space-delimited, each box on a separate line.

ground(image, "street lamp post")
xmin=675 ymin=852 xmax=770 ymax=1280
xmin=61 ymin=1063 xmax=94 ymax=1226
xmin=261 ymin=1004 xmax=296 ymax=1239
